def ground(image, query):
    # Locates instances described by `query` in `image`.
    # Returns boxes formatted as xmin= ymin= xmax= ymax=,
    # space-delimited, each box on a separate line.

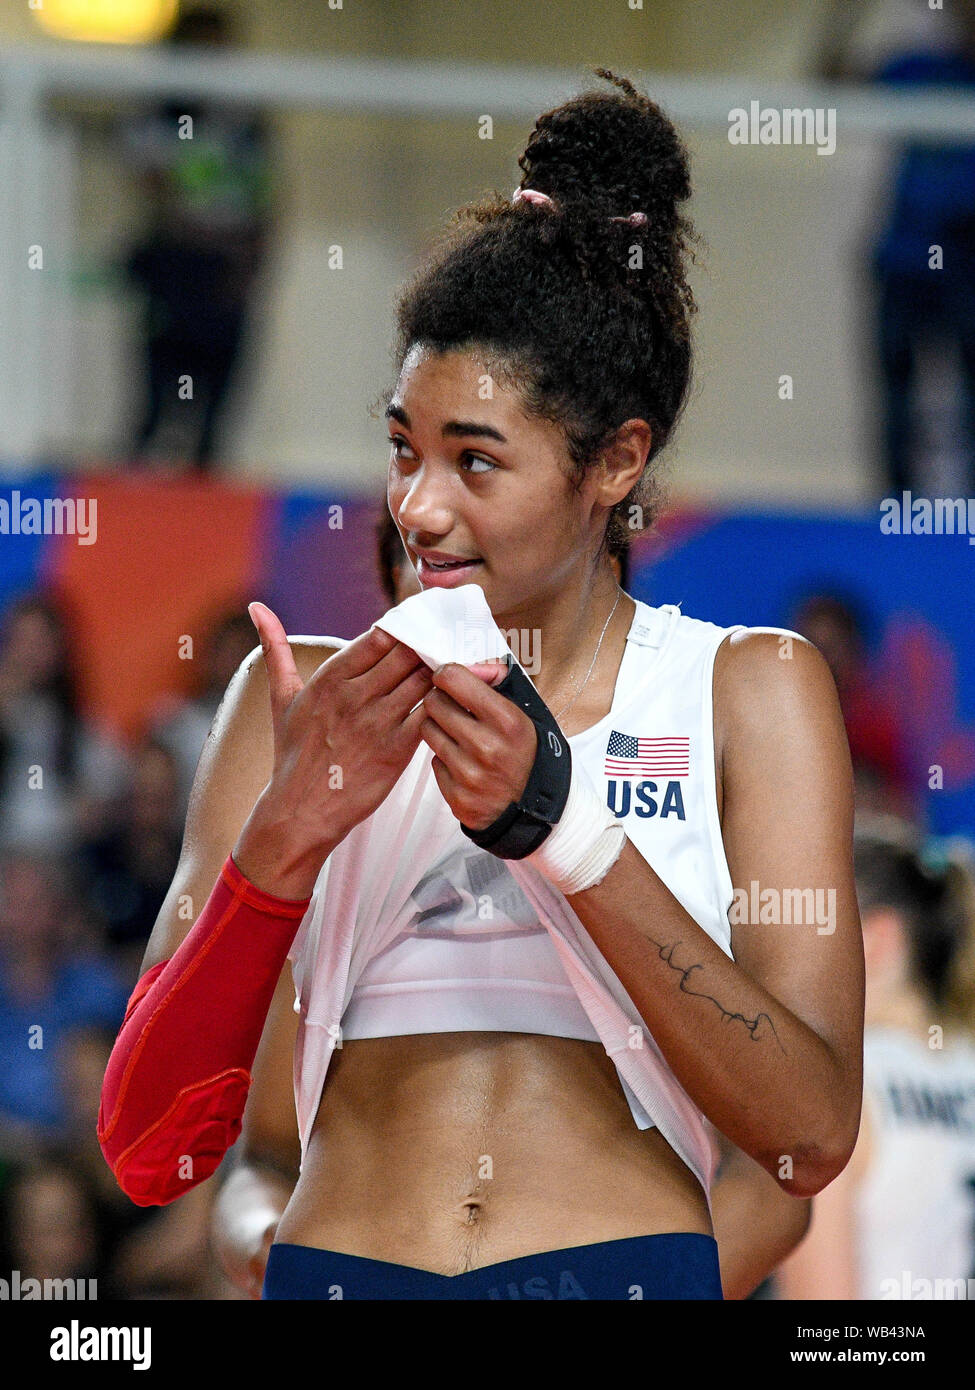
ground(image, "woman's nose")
xmin=394 ymin=465 xmax=453 ymax=536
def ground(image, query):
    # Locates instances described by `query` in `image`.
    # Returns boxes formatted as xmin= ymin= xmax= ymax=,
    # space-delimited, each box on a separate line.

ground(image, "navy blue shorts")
xmin=262 ymin=1232 xmax=723 ymax=1300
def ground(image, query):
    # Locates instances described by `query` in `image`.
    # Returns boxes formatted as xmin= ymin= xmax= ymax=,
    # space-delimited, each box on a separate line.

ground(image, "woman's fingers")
xmin=303 ymin=625 xmax=416 ymax=696
xmin=353 ymin=640 xmax=431 ymax=702
xmin=305 ymin=625 xmax=430 ymax=704
xmin=248 ymin=602 xmax=304 ymax=729
xmin=345 ymin=628 xmax=431 ymax=702
xmin=467 ymin=660 xmax=509 ymax=686
xmin=378 ymin=662 xmax=434 ymax=724
xmin=398 ymin=690 xmax=434 ymax=751
xmin=307 ymin=625 xmax=398 ymax=684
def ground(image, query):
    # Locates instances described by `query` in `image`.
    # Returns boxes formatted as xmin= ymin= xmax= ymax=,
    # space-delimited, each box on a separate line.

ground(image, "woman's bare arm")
xmin=776 ymin=1093 xmax=873 ymax=1299
xmin=564 ymin=633 xmax=864 ymax=1195
xmin=140 ymin=637 xmax=339 ymax=972
xmin=420 ymin=631 xmax=864 ymax=1195
xmin=102 ymin=635 xmax=338 ymax=1210
xmin=710 ymin=1129 xmax=812 ymax=1299
xmin=135 ymin=635 xmax=337 ymax=1271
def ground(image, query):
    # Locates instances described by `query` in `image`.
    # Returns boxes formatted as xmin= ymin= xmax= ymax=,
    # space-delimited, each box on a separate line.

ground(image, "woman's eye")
xmin=389 ymin=438 xmax=494 ymax=474
xmin=461 ymin=453 xmax=496 ymax=474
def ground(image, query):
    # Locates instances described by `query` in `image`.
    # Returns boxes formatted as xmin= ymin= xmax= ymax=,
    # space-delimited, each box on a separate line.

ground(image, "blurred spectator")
xmin=0 ymin=1155 xmax=106 ymax=1294
xmin=120 ymin=4 xmax=274 ymax=469
xmin=815 ymin=0 xmax=957 ymax=84
xmin=0 ymin=1053 xmax=234 ymax=1299
xmin=779 ymin=820 xmax=975 ymax=1298
xmin=109 ymin=1175 xmax=238 ymax=1299
xmin=57 ymin=1026 xmax=155 ymax=1260
xmin=815 ymin=0 xmax=975 ymax=495
xmin=56 ymin=1029 xmax=237 ymax=1299
xmin=76 ymin=740 xmax=184 ymax=975
xmin=149 ymin=607 xmax=256 ymax=814
xmin=790 ymin=592 xmax=917 ymax=820
xmin=0 ymin=852 xmax=129 ymax=1145
xmin=0 ymin=593 xmax=129 ymax=855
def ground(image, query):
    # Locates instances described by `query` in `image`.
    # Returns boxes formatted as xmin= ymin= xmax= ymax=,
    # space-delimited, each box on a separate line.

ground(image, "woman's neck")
xmin=494 ymin=562 xmax=632 ymax=710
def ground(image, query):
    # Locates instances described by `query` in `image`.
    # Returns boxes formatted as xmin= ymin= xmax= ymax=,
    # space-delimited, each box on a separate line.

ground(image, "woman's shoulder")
xmin=652 ymin=602 xmax=830 ymax=715
xmin=286 ymin=635 xmax=348 ymax=682
xmin=709 ymin=622 xmax=847 ymax=803
xmin=629 ymin=602 xmax=835 ymax=729
xmin=184 ymin=633 xmax=350 ymax=812
xmin=713 ymin=623 xmax=831 ymax=725
xmin=236 ymin=633 xmax=347 ymax=687
xmin=647 ymin=601 xmax=810 ymax=654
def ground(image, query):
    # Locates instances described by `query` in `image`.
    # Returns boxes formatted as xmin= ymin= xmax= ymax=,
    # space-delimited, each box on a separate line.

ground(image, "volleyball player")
xmin=779 ymin=823 xmax=975 ymax=1300
xmin=99 ymin=69 xmax=863 ymax=1300
xmin=209 ymin=508 xmax=814 ymax=1300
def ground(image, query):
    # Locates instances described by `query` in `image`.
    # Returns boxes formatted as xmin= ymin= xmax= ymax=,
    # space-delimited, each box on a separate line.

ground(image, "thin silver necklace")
xmin=552 ymin=588 xmax=622 ymax=724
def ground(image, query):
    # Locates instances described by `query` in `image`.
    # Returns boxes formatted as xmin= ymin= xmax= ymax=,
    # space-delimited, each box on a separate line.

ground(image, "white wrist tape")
xmin=526 ymin=762 xmax=626 ymax=894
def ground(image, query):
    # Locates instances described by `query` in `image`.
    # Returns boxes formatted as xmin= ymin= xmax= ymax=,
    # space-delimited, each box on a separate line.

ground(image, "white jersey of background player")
xmin=779 ymin=823 xmax=975 ymax=1300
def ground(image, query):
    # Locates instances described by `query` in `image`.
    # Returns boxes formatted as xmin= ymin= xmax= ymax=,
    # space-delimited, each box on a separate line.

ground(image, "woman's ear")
xmin=596 ymin=418 xmax=652 ymax=509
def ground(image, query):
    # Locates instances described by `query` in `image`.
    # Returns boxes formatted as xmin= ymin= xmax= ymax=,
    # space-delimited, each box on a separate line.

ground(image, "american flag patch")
xmin=604 ymin=730 xmax=690 ymax=778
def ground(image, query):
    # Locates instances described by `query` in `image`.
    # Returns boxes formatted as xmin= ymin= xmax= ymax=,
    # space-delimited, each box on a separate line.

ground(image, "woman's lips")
xmin=416 ymin=556 xmax=484 ymax=588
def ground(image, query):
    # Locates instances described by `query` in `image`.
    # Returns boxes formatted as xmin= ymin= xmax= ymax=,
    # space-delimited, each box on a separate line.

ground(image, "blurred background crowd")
xmin=0 ymin=0 xmax=974 ymax=1300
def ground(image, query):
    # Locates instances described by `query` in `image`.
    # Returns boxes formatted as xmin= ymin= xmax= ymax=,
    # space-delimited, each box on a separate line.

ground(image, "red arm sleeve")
xmin=97 ymin=855 xmax=312 ymax=1207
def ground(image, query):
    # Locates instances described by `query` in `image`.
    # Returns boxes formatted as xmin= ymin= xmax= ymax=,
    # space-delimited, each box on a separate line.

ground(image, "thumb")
xmin=467 ymin=659 xmax=508 ymax=687
xmin=248 ymin=601 xmax=304 ymax=728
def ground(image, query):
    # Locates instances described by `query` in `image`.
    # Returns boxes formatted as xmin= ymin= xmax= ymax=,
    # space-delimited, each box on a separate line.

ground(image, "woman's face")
xmin=11 ymin=1170 xmax=95 ymax=1279
xmin=386 ymin=345 xmax=607 ymax=621
xmin=4 ymin=608 xmax=64 ymax=687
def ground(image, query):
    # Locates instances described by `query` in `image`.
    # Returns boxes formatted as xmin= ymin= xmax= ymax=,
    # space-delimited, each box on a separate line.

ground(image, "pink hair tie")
xmin=512 ymin=187 xmax=555 ymax=208
xmin=511 ymin=190 xmax=647 ymax=227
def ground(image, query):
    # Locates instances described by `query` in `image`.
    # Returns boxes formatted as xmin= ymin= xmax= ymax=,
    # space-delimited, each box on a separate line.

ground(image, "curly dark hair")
xmin=376 ymin=507 xmax=407 ymax=605
xmin=379 ymin=67 xmax=701 ymax=557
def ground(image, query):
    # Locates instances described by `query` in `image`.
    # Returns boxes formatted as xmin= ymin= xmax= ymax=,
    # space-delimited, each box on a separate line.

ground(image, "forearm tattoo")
xmin=647 ymin=936 xmax=787 ymax=1054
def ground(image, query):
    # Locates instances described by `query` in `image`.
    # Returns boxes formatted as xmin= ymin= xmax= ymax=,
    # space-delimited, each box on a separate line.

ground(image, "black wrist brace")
xmin=460 ymin=658 xmax=572 ymax=859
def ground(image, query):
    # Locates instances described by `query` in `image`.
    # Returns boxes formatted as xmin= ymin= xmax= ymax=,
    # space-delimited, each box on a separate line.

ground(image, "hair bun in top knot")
xmin=517 ymin=66 xmax=693 ymax=234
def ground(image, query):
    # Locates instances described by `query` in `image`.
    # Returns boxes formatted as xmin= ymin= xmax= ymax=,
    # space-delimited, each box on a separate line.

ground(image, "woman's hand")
xmin=418 ymin=662 xmax=538 ymax=830
xmin=233 ymin=602 xmax=434 ymax=898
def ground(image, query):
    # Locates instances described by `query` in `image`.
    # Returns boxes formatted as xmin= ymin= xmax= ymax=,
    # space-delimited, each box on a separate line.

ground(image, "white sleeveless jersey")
xmin=855 ymin=1025 xmax=975 ymax=1299
xmin=287 ymin=599 xmax=800 ymax=1204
